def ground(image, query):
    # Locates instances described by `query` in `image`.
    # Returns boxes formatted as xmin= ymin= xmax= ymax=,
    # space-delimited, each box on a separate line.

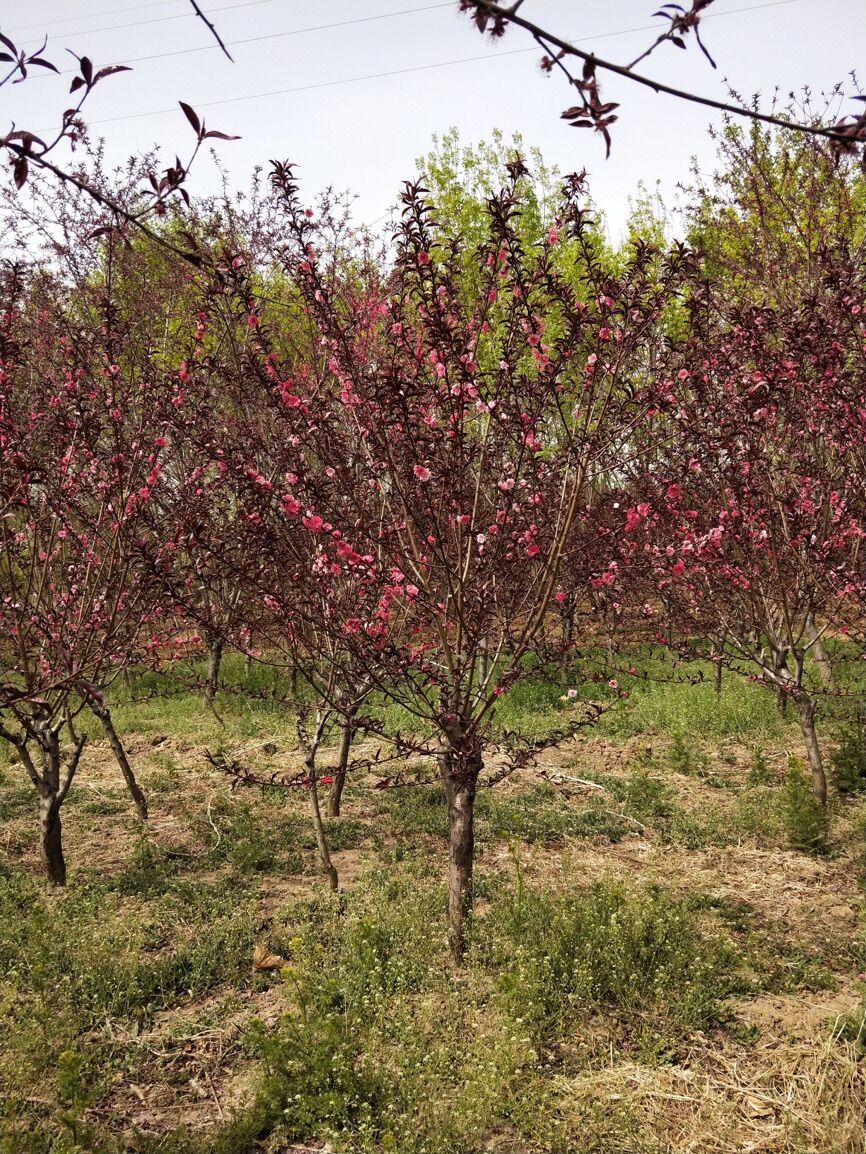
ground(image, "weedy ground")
xmin=1 ymin=655 xmax=864 ymax=1154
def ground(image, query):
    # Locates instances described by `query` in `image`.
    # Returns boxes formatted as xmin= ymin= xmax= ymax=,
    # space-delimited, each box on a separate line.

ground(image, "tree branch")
xmin=188 ymin=0 xmax=235 ymax=62
xmin=460 ymin=0 xmax=866 ymax=151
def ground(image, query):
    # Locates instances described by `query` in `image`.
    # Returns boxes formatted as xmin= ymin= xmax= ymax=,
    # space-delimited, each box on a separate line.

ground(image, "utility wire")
xmin=6 ymin=0 xmax=330 ymax=40
xmin=6 ymin=0 xmax=186 ymax=34
xmin=36 ymin=3 xmax=456 ymax=77
xmin=52 ymin=0 xmax=804 ymax=132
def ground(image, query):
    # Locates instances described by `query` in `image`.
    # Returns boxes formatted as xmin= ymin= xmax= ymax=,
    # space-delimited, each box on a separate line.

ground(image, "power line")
xmin=5 ymin=0 xmax=186 ymax=35
xmin=79 ymin=48 xmax=539 ymax=129
xmin=41 ymin=3 xmax=455 ymax=76
xmin=57 ymin=0 xmax=804 ymax=132
xmin=6 ymin=0 xmax=316 ymax=41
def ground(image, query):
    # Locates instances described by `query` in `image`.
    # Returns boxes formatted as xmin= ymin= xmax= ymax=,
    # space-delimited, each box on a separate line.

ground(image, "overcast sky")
xmin=3 ymin=0 xmax=864 ymax=240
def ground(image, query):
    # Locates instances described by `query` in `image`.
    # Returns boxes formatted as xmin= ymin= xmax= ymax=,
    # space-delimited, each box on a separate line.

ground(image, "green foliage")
xmin=782 ymin=761 xmax=828 ymax=855
xmin=255 ymin=875 xmax=528 ymax=1154
xmin=685 ymin=112 xmax=866 ymax=311
xmin=476 ymin=783 xmax=633 ymax=845
xmin=599 ymin=671 xmax=789 ymax=744
xmin=490 ymin=878 xmax=740 ymax=1051
xmin=666 ymin=733 xmax=715 ymax=780
xmin=747 ymin=746 xmax=774 ymax=786
xmin=416 ymin=127 xmax=561 ymax=253
xmin=251 ymin=873 xmax=739 ymax=1152
xmin=830 ymin=726 xmax=866 ymax=796
xmin=0 ymin=869 xmax=258 ymax=1151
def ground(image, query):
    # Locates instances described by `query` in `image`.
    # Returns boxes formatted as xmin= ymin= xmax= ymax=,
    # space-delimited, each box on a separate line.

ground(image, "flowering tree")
xmin=611 ymin=266 xmax=866 ymax=804
xmin=161 ymin=163 xmax=690 ymax=956
xmin=0 ymin=259 xmax=179 ymax=881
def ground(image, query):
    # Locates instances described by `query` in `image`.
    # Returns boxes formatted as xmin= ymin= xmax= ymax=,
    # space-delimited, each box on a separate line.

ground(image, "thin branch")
xmin=188 ymin=0 xmax=235 ymax=62
xmin=461 ymin=0 xmax=866 ymax=148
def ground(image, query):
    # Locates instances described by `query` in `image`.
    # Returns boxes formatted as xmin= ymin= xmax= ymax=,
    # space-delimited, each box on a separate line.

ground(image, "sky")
xmin=3 ymin=0 xmax=865 ymax=241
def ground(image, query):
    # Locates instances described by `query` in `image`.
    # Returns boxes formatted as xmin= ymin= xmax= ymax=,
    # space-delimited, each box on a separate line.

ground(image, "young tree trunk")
xmin=772 ymin=648 xmax=790 ymax=718
xmin=7 ymin=722 xmax=86 ymax=887
xmin=560 ymin=600 xmax=575 ymax=678
xmin=308 ymin=771 xmax=339 ymax=892
xmin=94 ymin=705 xmax=148 ymax=821
xmin=712 ymin=636 xmax=723 ymax=698
xmin=328 ymin=710 xmax=356 ymax=818
xmin=204 ymin=635 xmax=223 ymax=703
xmin=795 ymin=693 xmax=827 ymax=806
xmin=478 ymin=636 xmax=489 ymax=694
xmin=438 ymin=736 xmax=482 ymax=964
xmin=39 ymin=793 xmax=66 ymax=886
xmin=806 ymin=613 xmax=833 ymax=687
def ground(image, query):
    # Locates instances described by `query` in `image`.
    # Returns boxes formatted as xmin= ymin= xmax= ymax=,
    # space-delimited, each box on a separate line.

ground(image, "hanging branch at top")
xmin=458 ymin=0 xmax=866 ymax=159
xmin=188 ymin=0 xmax=235 ymax=63
xmin=1 ymin=20 xmax=237 ymax=264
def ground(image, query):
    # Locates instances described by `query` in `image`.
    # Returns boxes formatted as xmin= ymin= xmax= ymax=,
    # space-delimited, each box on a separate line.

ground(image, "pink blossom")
xmin=303 ymin=514 xmax=324 ymax=532
xmin=413 ymin=465 xmax=432 ymax=482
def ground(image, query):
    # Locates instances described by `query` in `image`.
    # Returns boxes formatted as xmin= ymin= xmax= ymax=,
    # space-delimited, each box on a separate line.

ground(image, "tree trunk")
xmin=478 ymin=636 xmax=489 ymax=694
xmin=438 ymin=738 xmax=481 ymax=964
xmin=95 ymin=705 xmax=148 ymax=821
xmin=328 ymin=710 xmax=355 ymax=818
xmin=806 ymin=613 xmax=833 ymax=687
xmin=712 ymin=636 xmax=723 ymax=698
xmin=795 ymin=694 xmax=827 ymax=806
xmin=205 ymin=636 xmax=223 ymax=703
xmin=308 ymin=774 xmax=339 ymax=892
xmin=772 ymin=648 xmax=790 ymax=718
xmin=560 ymin=601 xmax=575 ymax=677
xmin=39 ymin=793 xmax=66 ymax=886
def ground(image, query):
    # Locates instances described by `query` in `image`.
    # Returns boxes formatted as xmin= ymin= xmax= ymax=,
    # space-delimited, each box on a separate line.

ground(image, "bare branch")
xmin=188 ymin=0 xmax=235 ymax=62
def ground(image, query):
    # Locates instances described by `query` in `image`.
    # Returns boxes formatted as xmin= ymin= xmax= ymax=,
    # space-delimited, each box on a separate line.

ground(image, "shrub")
xmin=830 ymin=726 xmax=866 ymax=796
xmin=782 ymin=760 xmax=828 ymax=854
xmin=488 ymin=877 xmax=740 ymax=1045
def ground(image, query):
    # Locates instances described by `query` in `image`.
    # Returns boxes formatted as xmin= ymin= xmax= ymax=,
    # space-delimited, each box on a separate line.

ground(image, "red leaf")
xmin=93 ymin=64 xmax=132 ymax=83
xmin=179 ymin=101 xmax=201 ymax=136
xmin=12 ymin=155 xmax=28 ymax=189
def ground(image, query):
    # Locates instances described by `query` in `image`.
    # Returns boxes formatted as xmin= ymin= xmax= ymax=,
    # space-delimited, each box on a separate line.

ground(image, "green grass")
xmin=0 ymin=868 xmax=259 ymax=1152
xmin=2 ymin=650 xmax=865 ymax=1153
xmin=249 ymin=872 xmax=743 ymax=1154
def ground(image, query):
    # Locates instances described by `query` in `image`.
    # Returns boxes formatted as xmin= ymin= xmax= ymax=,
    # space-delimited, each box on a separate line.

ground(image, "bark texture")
xmin=327 ymin=711 xmax=356 ymax=819
xmin=438 ymin=732 xmax=482 ymax=963
xmin=795 ymin=693 xmax=827 ymax=806
xmin=94 ymin=705 xmax=148 ymax=820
